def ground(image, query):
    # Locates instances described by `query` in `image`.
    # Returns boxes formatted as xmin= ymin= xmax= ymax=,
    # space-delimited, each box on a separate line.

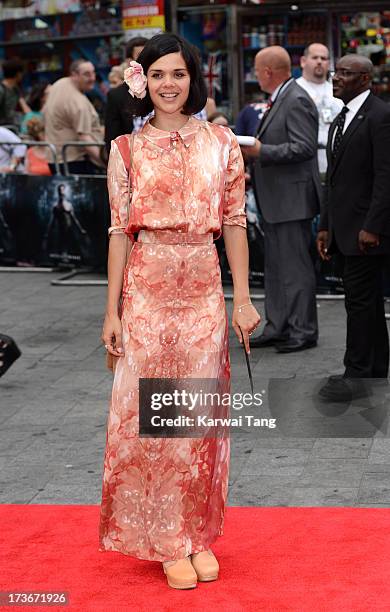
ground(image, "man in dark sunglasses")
xmin=317 ymin=54 xmax=390 ymax=401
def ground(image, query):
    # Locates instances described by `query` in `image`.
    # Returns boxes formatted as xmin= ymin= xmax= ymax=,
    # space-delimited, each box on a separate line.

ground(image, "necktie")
xmin=264 ymin=98 xmax=274 ymax=114
xmin=332 ymin=106 xmax=349 ymax=157
xmin=255 ymin=99 xmax=273 ymax=138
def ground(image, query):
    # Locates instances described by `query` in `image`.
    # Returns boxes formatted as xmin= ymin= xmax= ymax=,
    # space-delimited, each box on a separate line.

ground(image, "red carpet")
xmin=1 ymin=505 xmax=390 ymax=611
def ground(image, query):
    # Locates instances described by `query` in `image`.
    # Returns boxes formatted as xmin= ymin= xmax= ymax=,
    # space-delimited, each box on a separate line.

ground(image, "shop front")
xmin=175 ymin=0 xmax=390 ymax=120
xmin=1 ymin=1 xmax=390 ymax=121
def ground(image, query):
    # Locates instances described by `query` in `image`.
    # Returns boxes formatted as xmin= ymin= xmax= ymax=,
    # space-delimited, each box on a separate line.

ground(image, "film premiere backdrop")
xmin=0 ymin=139 xmax=376 ymax=295
xmin=0 ymin=141 xmax=108 ymax=270
xmin=0 ymin=173 xmax=108 ymax=269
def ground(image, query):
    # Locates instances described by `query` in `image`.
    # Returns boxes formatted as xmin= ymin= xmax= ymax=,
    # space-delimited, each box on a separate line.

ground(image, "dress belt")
xmin=137 ymin=229 xmax=213 ymax=245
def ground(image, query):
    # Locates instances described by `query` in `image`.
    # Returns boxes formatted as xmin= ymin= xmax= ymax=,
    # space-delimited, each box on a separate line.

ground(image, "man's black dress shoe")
xmin=319 ymin=377 xmax=371 ymax=402
xmin=249 ymin=335 xmax=285 ymax=348
xmin=328 ymin=374 xmax=388 ymax=387
xmin=275 ymin=339 xmax=317 ymax=353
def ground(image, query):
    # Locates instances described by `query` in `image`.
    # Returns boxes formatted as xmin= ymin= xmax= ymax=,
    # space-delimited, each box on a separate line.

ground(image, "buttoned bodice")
xmin=107 ymin=116 xmax=246 ymax=239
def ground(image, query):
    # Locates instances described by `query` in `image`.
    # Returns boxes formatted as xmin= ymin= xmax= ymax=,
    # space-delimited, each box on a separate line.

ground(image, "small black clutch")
xmin=0 ymin=334 xmax=21 ymax=378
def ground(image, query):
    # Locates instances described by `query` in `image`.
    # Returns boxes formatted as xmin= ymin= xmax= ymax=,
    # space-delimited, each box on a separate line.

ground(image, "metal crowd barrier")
xmin=0 ymin=138 xmax=106 ymax=177
xmin=0 ymin=140 xmax=60 ymax=175
xmin=61 ymin=141 xmax=106 ymax=177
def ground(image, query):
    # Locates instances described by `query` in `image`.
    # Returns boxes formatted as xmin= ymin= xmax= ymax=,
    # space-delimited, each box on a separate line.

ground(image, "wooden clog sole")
xmin=163 ymin=568 xmax=197 ymax=589
xmin=197 ymin=574 xmax=219 ymax=582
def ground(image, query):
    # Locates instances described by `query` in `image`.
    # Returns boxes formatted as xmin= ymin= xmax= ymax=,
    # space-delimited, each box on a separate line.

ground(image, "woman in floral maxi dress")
xmin=99 ymin=33 xmax=261 ymax=589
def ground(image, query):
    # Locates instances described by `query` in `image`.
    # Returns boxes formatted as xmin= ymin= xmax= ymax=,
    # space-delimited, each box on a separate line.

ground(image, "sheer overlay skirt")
xmin=99 ymin=234 xmax=230 ymax=561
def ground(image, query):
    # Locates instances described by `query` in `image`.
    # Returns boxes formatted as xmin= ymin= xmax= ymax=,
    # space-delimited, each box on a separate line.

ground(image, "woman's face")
xmin=147 ymin=52 xmax=190 ymax=116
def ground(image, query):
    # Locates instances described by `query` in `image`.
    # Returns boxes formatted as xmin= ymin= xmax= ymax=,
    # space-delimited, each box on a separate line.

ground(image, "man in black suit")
xmin=104 ymin=37 xmax=147 ymax=154
xmin=317 ymin=55 xmax=390 ymax=401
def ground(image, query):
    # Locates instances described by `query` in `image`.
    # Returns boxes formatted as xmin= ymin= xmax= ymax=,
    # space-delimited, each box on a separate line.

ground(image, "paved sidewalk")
xmin=0 ymin=270 xmax=389 ymax=507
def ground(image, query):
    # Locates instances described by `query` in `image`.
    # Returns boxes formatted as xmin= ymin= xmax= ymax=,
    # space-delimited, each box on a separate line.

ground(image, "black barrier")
xmin=217 ymin=187 xmax=345 ymax=293
xmin=217 ymin=210 xmax=390 ymax=296
xmin=0 ymin=174 xmax=109 ymax=268
xmin=1 ymin=171 xmax=389 ymax=296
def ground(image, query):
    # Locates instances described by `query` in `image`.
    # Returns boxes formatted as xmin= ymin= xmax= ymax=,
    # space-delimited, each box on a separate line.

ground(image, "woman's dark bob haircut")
xmin=129 ymin=32 xmax=207 ymax=117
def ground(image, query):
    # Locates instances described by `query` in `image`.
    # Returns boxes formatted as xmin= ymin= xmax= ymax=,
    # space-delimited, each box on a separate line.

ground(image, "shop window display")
xmin=0 ymin=4 xmax=124 ymax=113
xmin=0 ymin=0 xmax=80 ymax=20
xmin=241 ymin=11 xmax=327 ymax=105
xmin=340 ymin=11 xmax=390 ymax=101
xmin=179 ymin=11 xmax=230 ymax=115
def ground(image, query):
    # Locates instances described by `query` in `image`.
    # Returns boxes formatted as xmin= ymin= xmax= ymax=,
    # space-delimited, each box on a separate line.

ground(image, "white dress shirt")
xmin=342 ymin=89 xmax=371 ymax=133
xmin=270 ymin=77 xmax=293 ymax=103
xmin=331 ymin=89 xmax=371 ymax=151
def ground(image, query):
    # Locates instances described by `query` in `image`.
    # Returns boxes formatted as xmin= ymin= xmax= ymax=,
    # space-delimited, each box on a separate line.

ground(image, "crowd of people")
xmin=0 ymin=38 xmax=341 ymax=178
xmin=0 ymin=37 xmax=219 ymax=176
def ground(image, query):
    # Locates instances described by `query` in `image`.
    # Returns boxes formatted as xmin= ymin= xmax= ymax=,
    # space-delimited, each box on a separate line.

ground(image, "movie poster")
xmin=0 ymin=174 xmax=109 ymax=268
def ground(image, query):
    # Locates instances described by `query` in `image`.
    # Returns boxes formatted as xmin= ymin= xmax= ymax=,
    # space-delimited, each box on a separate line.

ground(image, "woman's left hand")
xmin=232 ymin=302 xmax=262 ymax=354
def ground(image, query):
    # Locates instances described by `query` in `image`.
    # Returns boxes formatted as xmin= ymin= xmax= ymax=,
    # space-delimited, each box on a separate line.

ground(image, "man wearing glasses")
xmin=317 ymin=55 xmax=390 ymax=401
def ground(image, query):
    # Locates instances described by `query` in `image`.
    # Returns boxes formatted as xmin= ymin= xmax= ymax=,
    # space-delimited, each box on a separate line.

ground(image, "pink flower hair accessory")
xmin=124 ymin=60 xmax=147 ymax=99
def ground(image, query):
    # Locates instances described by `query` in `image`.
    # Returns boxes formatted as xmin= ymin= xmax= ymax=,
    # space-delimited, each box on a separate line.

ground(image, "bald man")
xmin=297 ymin=43 xmax=342 ymax=175
xmin=317 ymin=55 xmax=390 ymax=401
xmin=243 ymin=46 xmax=322 ymax=353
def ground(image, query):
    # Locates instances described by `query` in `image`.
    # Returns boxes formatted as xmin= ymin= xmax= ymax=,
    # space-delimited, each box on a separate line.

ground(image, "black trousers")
xmin=343 ymin=254 xmax=389 ymax=378
xmin=262 ymin=219 xmax=318 ymax=342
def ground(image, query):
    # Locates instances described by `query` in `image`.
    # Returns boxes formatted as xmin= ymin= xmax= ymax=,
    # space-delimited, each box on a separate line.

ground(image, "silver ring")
xmin=104 ymin=344 xmax=110 ymax=350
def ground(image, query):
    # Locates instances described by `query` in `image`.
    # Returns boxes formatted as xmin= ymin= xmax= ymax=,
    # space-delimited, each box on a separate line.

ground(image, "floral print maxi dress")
xmin=99 ymin=116 xmax=246 ymax=562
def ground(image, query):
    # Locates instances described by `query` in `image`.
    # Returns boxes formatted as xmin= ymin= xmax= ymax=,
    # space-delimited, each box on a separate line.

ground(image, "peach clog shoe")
xmin=190 ymin=549 xmax=219 ymax=582
xmin=162 ymin=557 xmax=198 ymax=589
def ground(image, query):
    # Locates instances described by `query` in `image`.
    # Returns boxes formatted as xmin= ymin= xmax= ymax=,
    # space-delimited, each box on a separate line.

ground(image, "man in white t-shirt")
xmin=297 ymin=43 xmax=342 ymax=175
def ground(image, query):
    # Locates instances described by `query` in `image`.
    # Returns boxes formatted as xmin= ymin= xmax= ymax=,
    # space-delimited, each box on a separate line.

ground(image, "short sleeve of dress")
xmin=107 ymin=139 xmax=129 ymax=236
xmin=222 ymin=131 xmax=246 ymax=229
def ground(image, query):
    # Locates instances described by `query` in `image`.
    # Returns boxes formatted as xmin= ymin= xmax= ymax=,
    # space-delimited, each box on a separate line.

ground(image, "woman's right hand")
xmin=101 ymin=313 xmax=124 ymax=357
